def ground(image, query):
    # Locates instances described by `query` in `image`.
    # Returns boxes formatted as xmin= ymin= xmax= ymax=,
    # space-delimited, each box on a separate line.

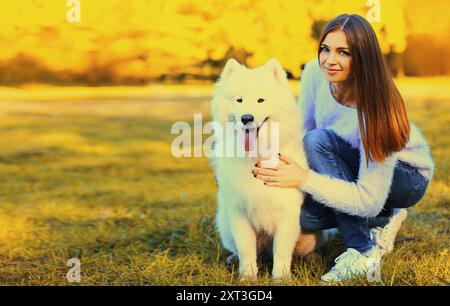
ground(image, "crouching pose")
xmin=253 ymin=14 xmax=434 ymax=282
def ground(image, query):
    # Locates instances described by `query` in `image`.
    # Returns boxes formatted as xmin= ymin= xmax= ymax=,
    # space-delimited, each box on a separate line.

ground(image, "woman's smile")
xmin=324 ymin=66 xmax=342 ymax=75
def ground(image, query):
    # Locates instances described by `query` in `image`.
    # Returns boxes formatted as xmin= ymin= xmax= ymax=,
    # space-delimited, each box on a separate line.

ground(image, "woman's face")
xmin=319 ymin=29 xmax=352 ymax=83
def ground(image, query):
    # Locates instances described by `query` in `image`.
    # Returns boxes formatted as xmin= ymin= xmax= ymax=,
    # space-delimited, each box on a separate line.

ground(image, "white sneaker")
xmin=321 ymin=247 xmax=381 ymax=283
xmin=370 ymin=208 xmax=408 ymax=255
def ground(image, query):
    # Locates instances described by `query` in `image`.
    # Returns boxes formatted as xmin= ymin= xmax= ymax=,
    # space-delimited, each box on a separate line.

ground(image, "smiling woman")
xmin=318 ymin=15 xmax=411 ymax=165
xmin=319 ymin=31 xmax=352 ymax=81
xmin=253 ymin=14 xmax=435 ymax=283
xmin=319 ymin=31 xmax=353 ymax=107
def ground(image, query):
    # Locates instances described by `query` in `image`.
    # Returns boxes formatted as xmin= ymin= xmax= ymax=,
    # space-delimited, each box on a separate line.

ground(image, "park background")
xmin=0 ymin=0 xmax=448 ymax=285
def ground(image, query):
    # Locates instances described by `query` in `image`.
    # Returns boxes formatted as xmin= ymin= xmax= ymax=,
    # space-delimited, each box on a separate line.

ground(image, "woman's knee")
xmin=300 ymin=213 xmax=324 ymax=232
xmin=300 ymin=201 xmax=336 ymax=232
xmin=303 ymin=129 xmax=334 ymax=155
xmin=301 ymin=212 xmax=337 ymax=232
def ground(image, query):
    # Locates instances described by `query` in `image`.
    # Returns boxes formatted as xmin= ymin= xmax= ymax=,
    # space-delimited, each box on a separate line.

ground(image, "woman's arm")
xmin=253 ymin=150 xmax=397 ymax=218
xmin=300 ymin=150 xmax=397 ymax=218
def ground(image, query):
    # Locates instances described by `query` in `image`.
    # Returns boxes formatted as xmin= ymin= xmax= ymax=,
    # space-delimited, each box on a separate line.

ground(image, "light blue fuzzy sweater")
xmin=298 ymin=59 xmax=435 ymax=218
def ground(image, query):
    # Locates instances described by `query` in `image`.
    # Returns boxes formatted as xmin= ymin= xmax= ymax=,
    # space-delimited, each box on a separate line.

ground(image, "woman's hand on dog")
xmin=252 ymin=153 xmax=309 ymax=189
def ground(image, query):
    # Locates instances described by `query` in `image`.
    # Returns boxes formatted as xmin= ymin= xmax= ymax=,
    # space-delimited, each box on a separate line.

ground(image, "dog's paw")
xmin=272 ymin=273 xmax=291 ymax=284
xmin=239 ymin=273 xmax=258 ymax=283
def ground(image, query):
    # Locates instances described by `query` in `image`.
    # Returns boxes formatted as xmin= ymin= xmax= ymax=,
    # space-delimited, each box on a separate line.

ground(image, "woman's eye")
xmin=340 ymin=51 xmax=350 ymax=56
xmin=257 ymin=98 xmax=265 ymax=103
xmin=320 ymin=46 xmax=329 ymax=52
xmin=236 ymin=98 xmax=243 ymax=103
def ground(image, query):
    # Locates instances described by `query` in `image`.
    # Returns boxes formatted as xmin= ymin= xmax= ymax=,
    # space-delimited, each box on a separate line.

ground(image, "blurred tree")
xmin=0 ymin=0 xmax=448 ymax=84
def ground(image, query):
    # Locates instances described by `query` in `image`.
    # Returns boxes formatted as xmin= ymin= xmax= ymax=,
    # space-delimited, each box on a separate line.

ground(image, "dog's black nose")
xmin=241 ymin=114 xmax=254 ymax=125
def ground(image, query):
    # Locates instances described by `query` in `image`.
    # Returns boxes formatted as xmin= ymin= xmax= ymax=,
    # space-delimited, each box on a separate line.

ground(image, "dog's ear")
xmin=220 ymin=58 xmax=242 ymax=81
xmin=265 ymin=58 xmax=288 ymax=84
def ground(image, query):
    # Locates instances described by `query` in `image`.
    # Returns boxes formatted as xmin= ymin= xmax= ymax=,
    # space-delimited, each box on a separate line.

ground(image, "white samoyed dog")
xmin=210 ymin=58 xmax=320 ymax=281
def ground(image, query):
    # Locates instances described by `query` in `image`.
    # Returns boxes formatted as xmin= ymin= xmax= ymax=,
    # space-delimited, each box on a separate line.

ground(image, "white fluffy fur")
xmin=210 ymin=58 xmax=309 ymax=280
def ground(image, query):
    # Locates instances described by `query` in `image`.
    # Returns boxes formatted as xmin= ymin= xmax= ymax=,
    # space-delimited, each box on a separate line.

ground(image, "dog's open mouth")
xmin=243 ymin=117 xmax=269 ymax=152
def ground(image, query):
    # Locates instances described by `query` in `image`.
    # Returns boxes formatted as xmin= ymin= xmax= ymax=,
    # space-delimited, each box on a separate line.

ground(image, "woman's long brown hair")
xmin=318 ymin=14 xmax=410 ymax=165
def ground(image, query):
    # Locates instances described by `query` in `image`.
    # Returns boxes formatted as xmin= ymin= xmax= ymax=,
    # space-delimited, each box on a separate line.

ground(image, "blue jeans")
xmin=300 ymin=129 xmax=429 ymax=253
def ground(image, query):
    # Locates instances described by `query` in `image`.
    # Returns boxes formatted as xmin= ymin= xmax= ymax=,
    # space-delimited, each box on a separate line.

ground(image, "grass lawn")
xmin=0 ymin=79 xmax=448 ymax=285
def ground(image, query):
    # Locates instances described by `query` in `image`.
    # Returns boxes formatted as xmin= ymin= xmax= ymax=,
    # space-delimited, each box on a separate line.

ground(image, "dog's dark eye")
xmin=236 ymin=98 xmax=243 ymax=103
xmin=257 ymin=98 xmax=265 ymax=103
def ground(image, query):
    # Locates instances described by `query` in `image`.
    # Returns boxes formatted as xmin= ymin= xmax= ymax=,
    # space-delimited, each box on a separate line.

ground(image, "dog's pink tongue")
xmin=243 ymin=128 xmax=257 ymax=152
